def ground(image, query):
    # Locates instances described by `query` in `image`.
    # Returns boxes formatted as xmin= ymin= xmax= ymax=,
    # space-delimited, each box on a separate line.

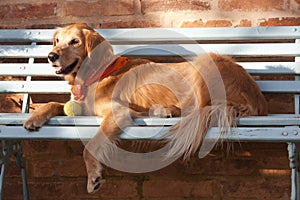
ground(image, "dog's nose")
xmin=48 ymin=52 xmax=59 ymax=62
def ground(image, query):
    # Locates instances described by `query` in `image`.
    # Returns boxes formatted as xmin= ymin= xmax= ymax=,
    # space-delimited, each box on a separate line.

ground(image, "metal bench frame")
xmin=1 ymin=26 xmax=300 ymax=200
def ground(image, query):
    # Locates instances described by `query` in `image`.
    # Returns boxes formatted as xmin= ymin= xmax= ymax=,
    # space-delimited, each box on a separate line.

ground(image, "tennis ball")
xmin=64 ymin=100 xmax=83 ymax=116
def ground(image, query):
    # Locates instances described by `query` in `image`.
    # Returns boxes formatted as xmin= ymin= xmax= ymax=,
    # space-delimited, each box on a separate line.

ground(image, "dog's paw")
xmin=87 ymin=171 xmax=106 ymax=194
xmin=84 ymin=148 xmax=106 ymax=193
xmin=23 ymin=114 xmax=48 ymax=131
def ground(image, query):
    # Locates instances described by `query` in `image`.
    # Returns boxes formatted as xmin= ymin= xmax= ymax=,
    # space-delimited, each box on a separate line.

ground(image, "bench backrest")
xmin=1 ymin=26 xmax=300 ymax=114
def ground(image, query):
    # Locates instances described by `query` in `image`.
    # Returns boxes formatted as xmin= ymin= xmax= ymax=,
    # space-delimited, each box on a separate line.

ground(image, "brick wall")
xmin=0 ymin=0 xmax=299 ymax=28
xmin=1 ymin=0 xmax=299 ymax=199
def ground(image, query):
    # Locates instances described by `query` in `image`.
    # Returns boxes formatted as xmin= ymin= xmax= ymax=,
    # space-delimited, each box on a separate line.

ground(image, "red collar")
xmin=71 ymin=57 xmax=129 ymax=101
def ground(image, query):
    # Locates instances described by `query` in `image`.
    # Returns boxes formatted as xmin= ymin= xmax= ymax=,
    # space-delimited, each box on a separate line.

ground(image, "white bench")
xmin=1 ymin=26 xmax=300 ymax=200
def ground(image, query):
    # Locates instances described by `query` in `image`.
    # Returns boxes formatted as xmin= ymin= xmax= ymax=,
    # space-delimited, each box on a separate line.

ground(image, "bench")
xmin=0 ymin=26 xmax=300 ymax=200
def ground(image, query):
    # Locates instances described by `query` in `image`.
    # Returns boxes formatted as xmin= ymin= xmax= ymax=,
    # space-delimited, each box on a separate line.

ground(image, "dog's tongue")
xmin=53 ymin=65 xmax=62 ymax=72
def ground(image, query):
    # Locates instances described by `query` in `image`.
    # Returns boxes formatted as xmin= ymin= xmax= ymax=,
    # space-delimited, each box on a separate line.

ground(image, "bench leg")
xmin=0 ymin=141 xmax=29 ymax=200
xmin=287 ymin=142 xmax=300 ymax=200
xmin=0 ymin=163 xmax=6 ymax=200
xmin=0 ymin=140 xmax=7 ymax=200
xmin=14 ymin=141 xmax=29 ymax=200
xmin=21 ymin=167 xmax=28 ymax=200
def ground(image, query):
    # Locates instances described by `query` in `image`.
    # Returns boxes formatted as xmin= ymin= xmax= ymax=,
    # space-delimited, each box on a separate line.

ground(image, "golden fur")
xmin=24 ymin=24 xmax=268 ymax=194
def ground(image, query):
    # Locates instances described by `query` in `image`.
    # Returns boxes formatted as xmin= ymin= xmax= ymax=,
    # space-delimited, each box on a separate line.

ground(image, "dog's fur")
xmin=24 ymin=24 xmax=268 ymax=193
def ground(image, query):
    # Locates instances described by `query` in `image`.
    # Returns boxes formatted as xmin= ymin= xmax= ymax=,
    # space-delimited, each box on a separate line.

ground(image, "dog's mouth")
xmin=54 ymin=59 xmax=79 ymax=75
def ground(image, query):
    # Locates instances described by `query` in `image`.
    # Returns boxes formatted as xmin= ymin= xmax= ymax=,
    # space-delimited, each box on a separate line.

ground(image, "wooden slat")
xmin=256 ymin=81 xmax=300 ymax=93
xmin=0 ymin=45 xmax=51 ymax=58
xmin=0 ymin=26 xmax=300 ymax=42
xmin=1 ymin=124 xmax=300 ymax=142
xmin=1 ymin=114 xmax=300 ymax=127
xmin=0 ymin=62 xmax=299 ymax=76
xmin=239 ymin=62 xmax=300 ymax=75
xmin=1 ymin=43 xmax=300 ymax=58
xmin=113 ymin=43 xmax=300 ymax=57
xmin=0 ymin=29 xmax=54 ymax=42
xmin=1 ymin=62 xmax=300 ymax=76
xmin=0 ymin=81 xmax=70 ymax=93
xmin=0 ymin=63 xmax=56 ymax=76
xmin=100 ymin=26 xmax=300 ymax=42
xmin=0 ymin=80 xmax=299 ymax=94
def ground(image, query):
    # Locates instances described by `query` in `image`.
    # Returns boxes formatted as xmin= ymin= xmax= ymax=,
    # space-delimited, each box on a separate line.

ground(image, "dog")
xmin=24 ymin=23 xmax=268 ymax=193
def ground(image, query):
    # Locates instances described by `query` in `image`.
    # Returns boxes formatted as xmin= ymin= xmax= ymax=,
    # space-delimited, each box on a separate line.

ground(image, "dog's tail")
xmin=165 ymin=103 xmax=252 ymax=160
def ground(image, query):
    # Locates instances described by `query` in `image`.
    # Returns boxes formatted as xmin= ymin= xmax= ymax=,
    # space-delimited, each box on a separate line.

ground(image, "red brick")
xmin=66 ymin=141 xmax=85 ymax=156
xmin=3 ymin=180 xmax=23 ymax=199
xmin=144 ymin=160 xmax=184 ymax=178
xmin=28 ymin=181 xmax=71 ymax=200
xmin=6 ymin=162 xmax=22 ymax=177
xmin=191 ymin=181 xmax=214 ymax=198
xmin=259 ymin=17 xmax=300 ymax=26
xmin=62 ymin=1 xmax=104 ymax=17
xmin=183 ymin=156 xmax=257 ymax=175
xmin=295 ymin=0 xmax=300 ymax=9
xmin=220 ymin=178 xmax=290 ymax=199
xmin=23 ymin=141 xmax=69 ymax=157
xmin=98 ymin=19 xmax=161 ymax=28
xmin=0 ymin=3 xmax=57 ymax=20
xmin=230 ymin=143 xmax=290 ymax=169
xmin=218 ymin=0 xmax=285 ymax=11
xmin=296 ymin=0 xmax=300 ymax=3
xmin=71 ymin=179 xmax=138 ymax=199
xmin=141 ymin=0 xmax=211 ymax=13
xmin=181 ymin=20 xmax=205 ymax=27
xmin=103 ymin=0 xmax=135 ymax=16
xmin=143 ymin=180 xmax=213 ymax=198
xmin=30 ymin=156 xmax=86 ymax=178
xmin=238 ymin=19 xmax=252 ymax=27
xmin=205 ymin=20 xmax=232 ymax=27
xmin=181 ymin=19 xmax=232 ymax=27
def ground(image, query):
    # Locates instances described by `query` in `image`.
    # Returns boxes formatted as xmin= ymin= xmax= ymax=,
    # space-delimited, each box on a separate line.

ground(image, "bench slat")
xmin=0 ymin=125 xmax=300 ymax=142
xmin=1 ymin=114 xmax=300 ymax=126
xmin=0 ymin=26 xmax=300 ymax=42
xmin=0 ymin=81 xmax=70 ymax=93
xmin=0 ymin=63 xmax=56 ymax=76
xmin=101 ymin=27 xmax=300 ymax=42
xmin=256 ymin=81 xmax=300 ymax=93
xmin=114 ymin=43 xmax=300 ymax=57
xmin=239 ymin=62 xmax=300 ymax=74
xmin=1 ymin=62 xmax=300 ymax=76
xmin=0 ymin=81 xmax=299 ymax=94
xmin=1 ymin=43 xmax=300 ymax=58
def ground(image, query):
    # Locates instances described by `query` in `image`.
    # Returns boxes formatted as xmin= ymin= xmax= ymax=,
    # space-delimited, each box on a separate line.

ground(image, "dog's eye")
xmin=56 ymin=38 xmax=59 ymax=44
xmin=70 ymin=39 xmax=80 ymax=46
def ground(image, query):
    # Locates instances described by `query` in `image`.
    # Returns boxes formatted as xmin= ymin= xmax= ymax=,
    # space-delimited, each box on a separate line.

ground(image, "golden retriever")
xmin=24 ymin=23 xmax=268 ymax=193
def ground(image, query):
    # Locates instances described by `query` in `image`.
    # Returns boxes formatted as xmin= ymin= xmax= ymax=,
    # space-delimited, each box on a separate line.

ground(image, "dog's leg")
xmin=84 ymin=106 xmax=132 ymax=193
xmin=83 ymin=144 xmax=106 ymax=194
xmin=24 ymin=102 xmax=64 ymax=131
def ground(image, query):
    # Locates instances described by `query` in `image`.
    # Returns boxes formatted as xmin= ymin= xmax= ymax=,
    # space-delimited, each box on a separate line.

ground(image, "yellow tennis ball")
xmin=64 ymin=100 xmax=83 ymax=116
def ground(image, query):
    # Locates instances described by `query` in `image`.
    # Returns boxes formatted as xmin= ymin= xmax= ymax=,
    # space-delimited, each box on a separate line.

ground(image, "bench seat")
xmin=0 ymin=26 xmax=300 ymax=200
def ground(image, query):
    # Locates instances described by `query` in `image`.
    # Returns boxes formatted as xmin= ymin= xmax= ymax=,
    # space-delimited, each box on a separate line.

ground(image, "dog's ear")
xmin=83 ymin=29 xmax=105 ymax=56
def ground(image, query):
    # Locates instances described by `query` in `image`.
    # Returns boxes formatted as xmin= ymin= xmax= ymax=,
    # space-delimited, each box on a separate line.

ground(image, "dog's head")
xmin=48 ymin=24 xmax=105 ymax=79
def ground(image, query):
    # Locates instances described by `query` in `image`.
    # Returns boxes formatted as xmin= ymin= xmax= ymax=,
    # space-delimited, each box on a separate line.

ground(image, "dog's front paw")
xmin=23 ymin=102 xmax=64 ymax=131
xmin=23 ymin=114 xmax=48 ymax=131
